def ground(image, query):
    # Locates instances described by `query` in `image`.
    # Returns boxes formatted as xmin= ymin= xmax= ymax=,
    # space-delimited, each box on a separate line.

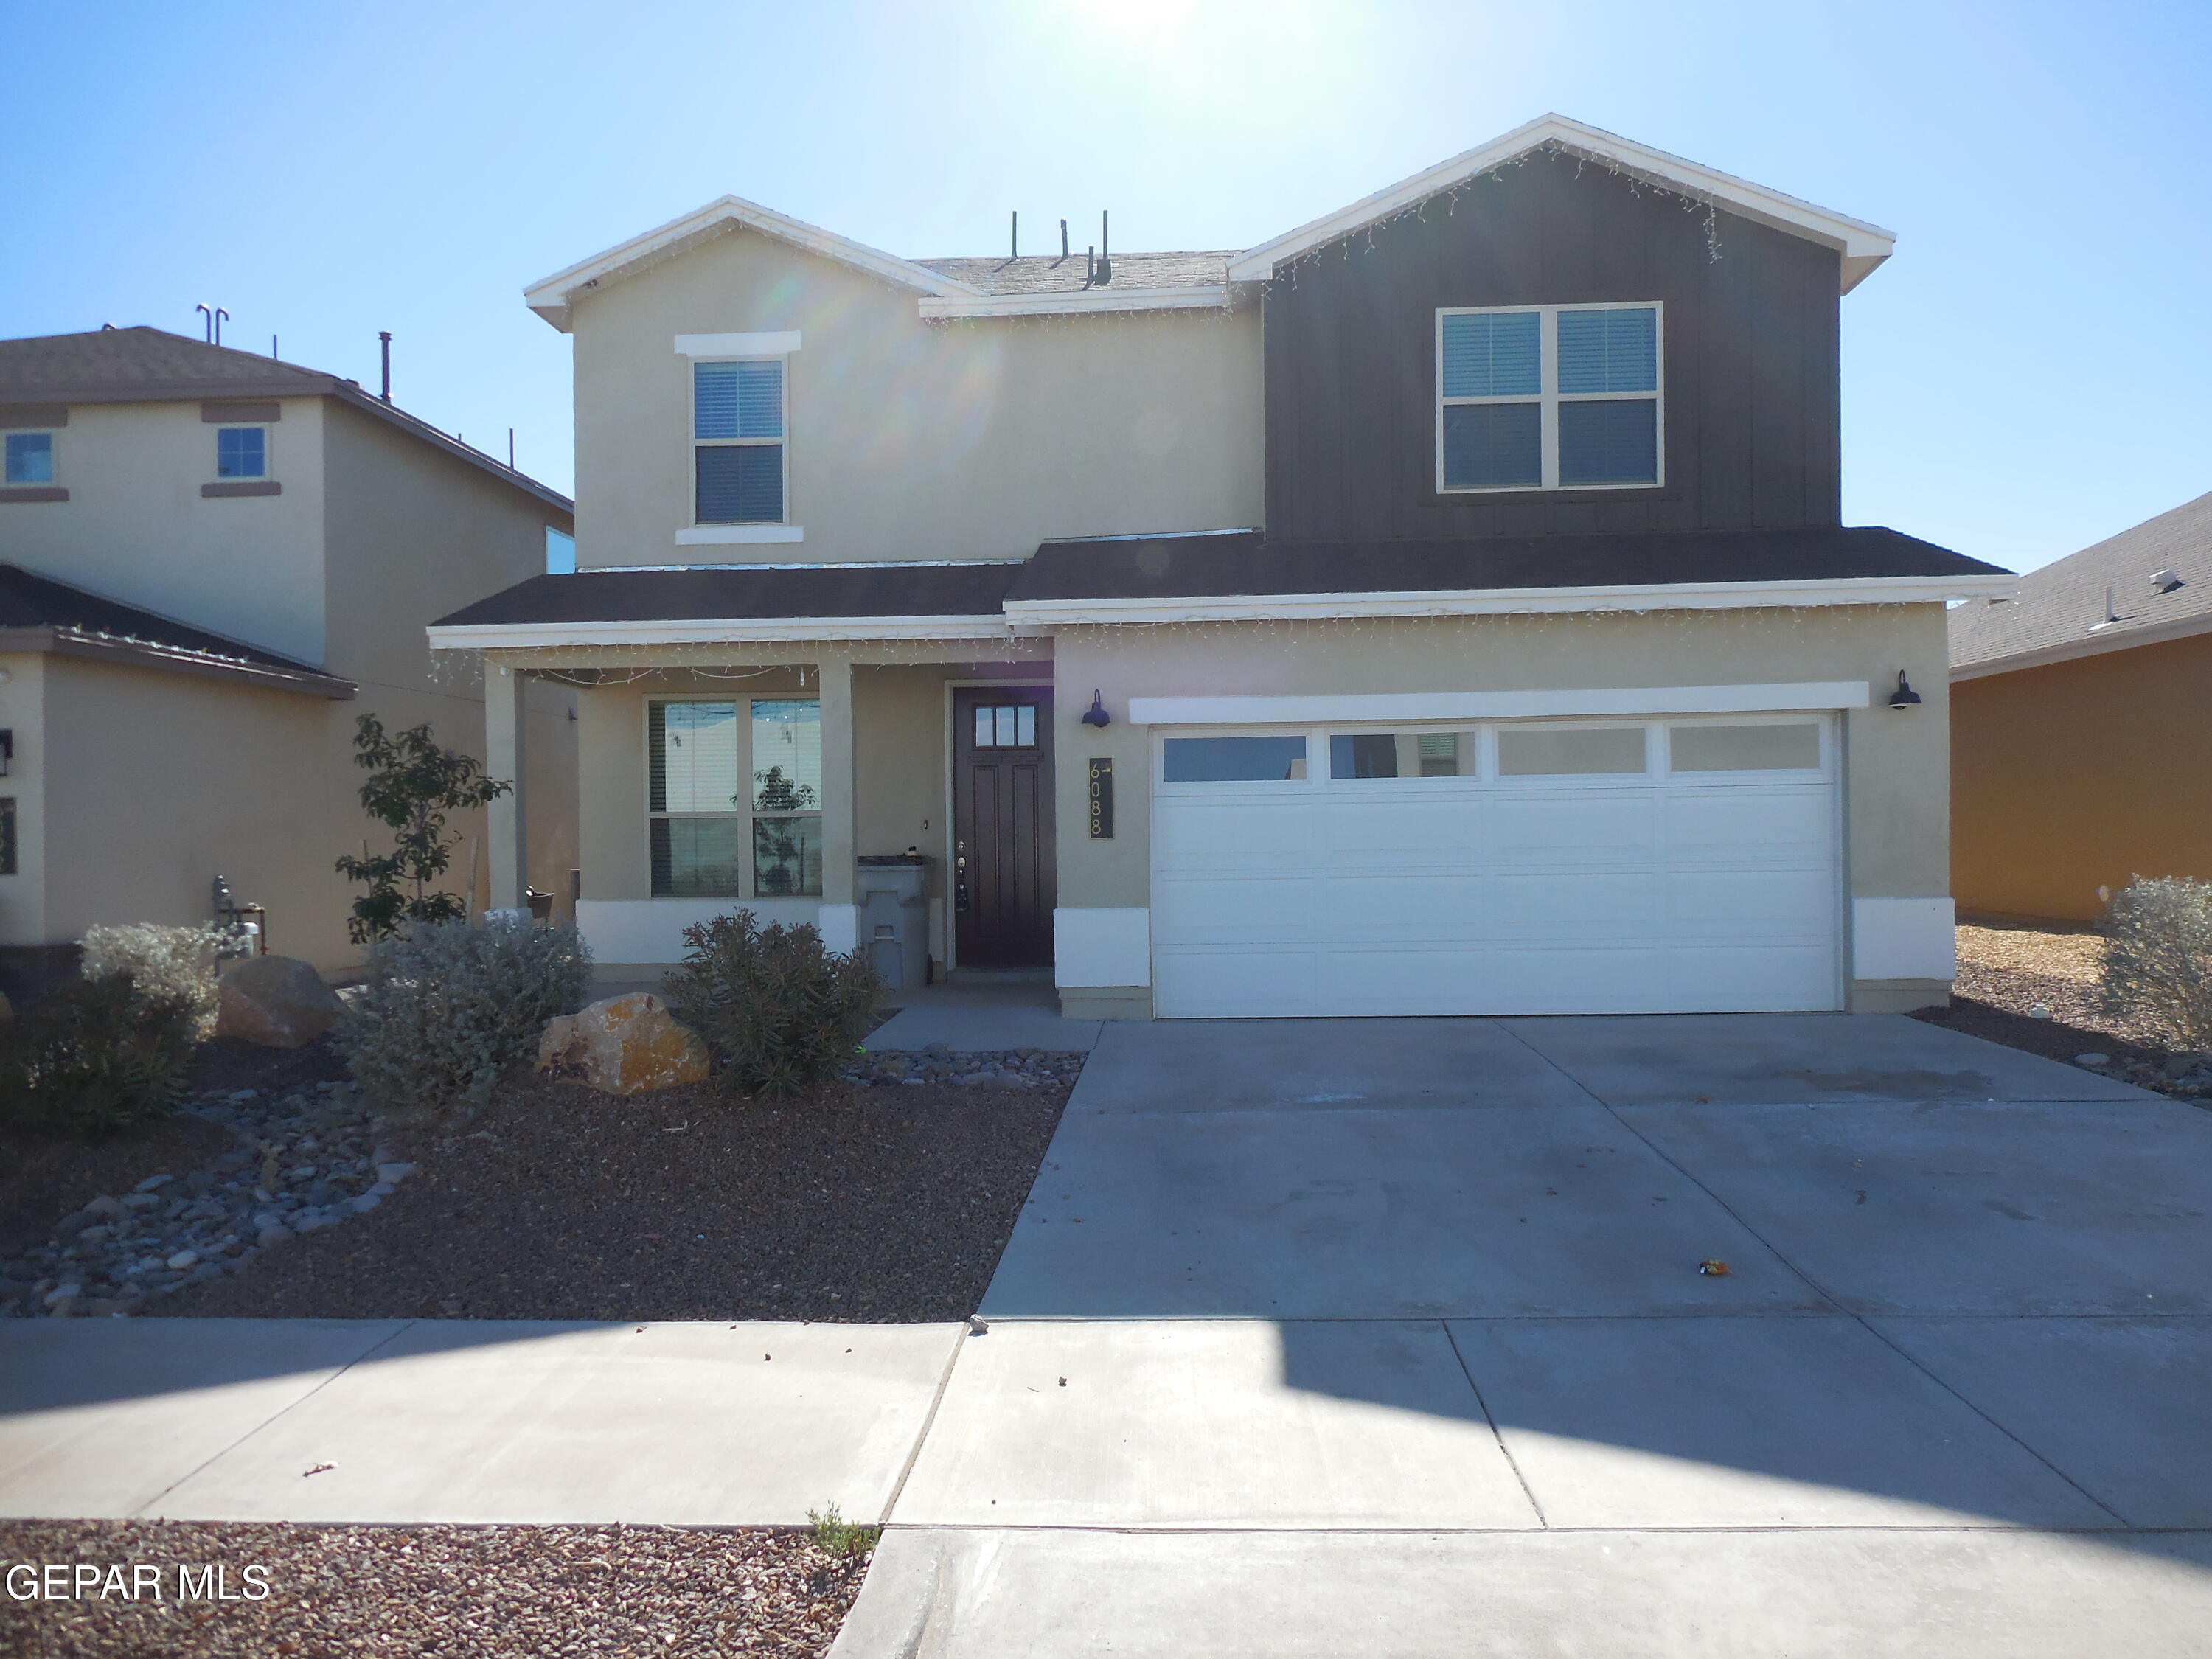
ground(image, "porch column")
xmin=484 ymin=661 xmax=528 ymax=913
xmin=815 ymin=656 xmax=857 ymax=953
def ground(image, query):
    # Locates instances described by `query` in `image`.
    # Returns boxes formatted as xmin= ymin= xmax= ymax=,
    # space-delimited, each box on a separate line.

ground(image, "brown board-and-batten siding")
xmin=1261 ymin=147 xmax=1842 ymax=543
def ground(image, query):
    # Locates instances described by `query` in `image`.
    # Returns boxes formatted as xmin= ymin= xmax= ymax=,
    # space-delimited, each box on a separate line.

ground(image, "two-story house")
xmin=0 ymin=326 xmax=578 ymax=998
xmin=431 ymin=115 xmax=2011 ymax=1020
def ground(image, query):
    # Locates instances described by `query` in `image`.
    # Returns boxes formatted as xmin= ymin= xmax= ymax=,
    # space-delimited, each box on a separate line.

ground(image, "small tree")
xmin=335 ymin=714 xmax=511 ymax=944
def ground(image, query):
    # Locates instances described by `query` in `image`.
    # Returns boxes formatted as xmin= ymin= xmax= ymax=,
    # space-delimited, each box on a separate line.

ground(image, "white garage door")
xmin=1150 ymin=714 xmax=1840 ymax=1018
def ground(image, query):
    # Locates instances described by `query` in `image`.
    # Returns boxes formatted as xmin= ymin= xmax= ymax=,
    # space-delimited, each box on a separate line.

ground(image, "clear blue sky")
xmin=4 ymin=1 xmax=2205 ymax=572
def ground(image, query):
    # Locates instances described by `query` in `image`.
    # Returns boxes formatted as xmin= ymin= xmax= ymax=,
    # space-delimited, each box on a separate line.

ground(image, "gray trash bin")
xmin=856 ymin=855 xmax=931 ymax=990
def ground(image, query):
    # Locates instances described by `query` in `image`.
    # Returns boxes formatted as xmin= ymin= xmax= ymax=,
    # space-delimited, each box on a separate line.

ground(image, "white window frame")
xmin=644 ymin=695 xmax=824 ymax=900
xmin=680 ymin=333 xmax=799 ymax=543
xmin=212 ymin=423 xmax=271 ymax=481
xmin=1434 ymin=300 xmax=1665 ymax=494
xmin=4 ymin=430 xmax=58 ymax=487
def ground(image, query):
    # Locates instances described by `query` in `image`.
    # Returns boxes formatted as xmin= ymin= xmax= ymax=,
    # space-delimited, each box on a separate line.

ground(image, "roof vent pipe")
xmin=1097 ymin=210 xmax=1111 ymax=284
xmin=1010 ymin=210 xmax=1018 ymax=261
xmin=1057 ymin=218 xmax=1068 ymax=265
xmin=378 ymin=331 xmax=392 ymax=403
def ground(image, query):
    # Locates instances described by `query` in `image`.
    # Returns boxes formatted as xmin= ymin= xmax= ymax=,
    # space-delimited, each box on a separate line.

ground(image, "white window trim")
xmin=1434 ymin=300 xmax=1665 ymax=494
xmin=645 ymin=695 xmax=825 ymax=901
xmin=687 ymin=347 xmax=795 ymax=534
xmin=675 ymin=331 xmax=802 ymax=358
xmin=1128 ymin=683 xmax=1869 ymax=728
xmin=4 ymin=430 xmax=58 ymax=487
xmin=212 ymin=423 xmax=271 ymax=482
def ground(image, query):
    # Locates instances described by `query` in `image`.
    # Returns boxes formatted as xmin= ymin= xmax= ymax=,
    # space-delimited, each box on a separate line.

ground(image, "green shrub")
xmin=805 ymin=1502 xmax=880 ymax=1559
xmin=0 ymin=973 xmax=198 ymax=1140
xmin=2101 ymin=875 xmax=2212 ymax=1049
xmin=79 ymin=922 xmax=224 ymax=1038
xmin=339 ymin=916 xmax=593 ymax=1117
xmin=662 ymin=910 xmax=881 ymax=1099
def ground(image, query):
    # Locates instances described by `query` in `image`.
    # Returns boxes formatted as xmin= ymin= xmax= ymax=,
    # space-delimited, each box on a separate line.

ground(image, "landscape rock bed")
xmin=0 ymin=1517 xmax=866 ymax=1658
xmin=1 ymin=1080 xmax=409 ymax=1321
xmin=841 ymin=1045 xmax=1088 ymax=1090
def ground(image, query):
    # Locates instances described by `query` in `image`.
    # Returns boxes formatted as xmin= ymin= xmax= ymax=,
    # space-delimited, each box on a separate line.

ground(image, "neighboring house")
xmin=0 ymin=327 xmax=578 ymax=998
xmin=1950 ymin=490 xmax=2212 ymax=922
xmin=431 ymin=114 xmax=2008 ymax=1019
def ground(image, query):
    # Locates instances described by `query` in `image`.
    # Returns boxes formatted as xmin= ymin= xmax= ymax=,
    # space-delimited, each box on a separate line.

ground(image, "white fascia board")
xmin=1227 ymin=114 xmax=1897 ymax=293
xmin=1128 ymin=683 xmax=1871 ymax=726
xmin=675 ymin=331 xmax=801 ymax=357
xmin=675 ymin=525 xmax=804 ymax=546
xmin=426 ymin=615 xmax=1013 ymax=651
xmin=524 ymin=195 xmax=984 ymax=331
xmin=1006 ymin=573 xmax=2014 ymax=628
xmin=918 ymin=285 xmax=1231 ymax=320
xmin=1950 ymin=608 xmax=2212 ymax=682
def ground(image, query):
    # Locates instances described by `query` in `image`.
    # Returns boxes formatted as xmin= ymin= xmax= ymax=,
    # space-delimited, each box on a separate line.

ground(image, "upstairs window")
xmin=4 ymin=433 xmax=54 ymax=485
xmin=1437 ymin=303 xmax=1660 ymax=492
xmin=215 ymin=425 xmax=267 ymax=479
xmin=693 ymin=359 xmax=785 ymax=524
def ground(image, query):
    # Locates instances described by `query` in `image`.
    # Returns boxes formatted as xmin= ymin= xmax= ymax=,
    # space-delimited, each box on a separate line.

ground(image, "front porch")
xmin=473 ymin=636 xmax=1107 ymax=1006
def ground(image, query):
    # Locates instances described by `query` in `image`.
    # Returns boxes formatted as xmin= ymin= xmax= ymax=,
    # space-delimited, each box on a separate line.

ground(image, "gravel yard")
xmin=0 ymin=1519 xmax=866 ymax=1657
xmin=150 ymin=1049 xmax=1074 ymax=1324
xmin=1910 ymin=919 xmax=2201 ymax=1095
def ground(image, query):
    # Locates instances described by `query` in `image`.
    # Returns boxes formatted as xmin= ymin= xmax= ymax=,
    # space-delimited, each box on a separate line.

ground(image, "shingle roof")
xmin=0 ymin=562 xmax=354 ymax=696
xmin=913 ymin=251 xmax=1234 ymax=296
xmin=0 ymin=327 xmax=573 ymax=514
xmin=1007 ymin=526 xmax=2006 ymax=603
xmin=432 ymin=563 xmax=1026 ymax=628
xmin=1949 ymin=491 xmax=2212 ymax=672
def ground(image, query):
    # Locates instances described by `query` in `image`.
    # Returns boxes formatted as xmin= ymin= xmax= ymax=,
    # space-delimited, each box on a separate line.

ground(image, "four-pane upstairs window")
xmin=1438 ymin=303 xmax=1661 ymax=492
xmin=693 ymin=359 xmax=785 ymax=524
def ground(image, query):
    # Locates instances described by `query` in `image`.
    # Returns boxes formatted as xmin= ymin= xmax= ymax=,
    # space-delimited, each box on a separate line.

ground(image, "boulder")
xmin=216 ymin=956 xmax=343 ymax=1048
xmin=536 ymin=993 xmax=709 ymax=1096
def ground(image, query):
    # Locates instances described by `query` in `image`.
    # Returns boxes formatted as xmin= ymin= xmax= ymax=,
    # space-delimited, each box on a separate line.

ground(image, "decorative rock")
xmin=536 ymin=993 xmax=709 ymax=1096
xmin=42 ymin=1284 xmax=81 ymax=1307
xmin=2074 ymin=1052 xmax=2112 ymax=1069
xmin=120 ymin=1193 xmax=161 ymax=1213
xmin=134 ymin=1174 xmax=175 ymax=1194
xmin=215 ymin=955 xmax=344 ymax=1048
xmin=376 ymin=1162 xmax=416 ymax=1185
xmin=349 ymin=1194 xmax=381 ymax=1214
xmin=83 ymin=1195 xmax=124 ymax=1217
xmin=165 ymin=1251 xmax=198 ymax=1272
xmin=2163 ymin=1051 xmax=2208 ymax=1081
xmin=257 ymin=1225 xmax=294 ymax=1248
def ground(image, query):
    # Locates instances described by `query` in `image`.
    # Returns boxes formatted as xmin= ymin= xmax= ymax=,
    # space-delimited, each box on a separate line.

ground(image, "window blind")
xmin=1441 ymin=312 xmax=1540 ymax=398
xmin=1557 ymin=307 xmax=1658 ymax=394
xmin=693 ymin=361 xmax=784 ymax=439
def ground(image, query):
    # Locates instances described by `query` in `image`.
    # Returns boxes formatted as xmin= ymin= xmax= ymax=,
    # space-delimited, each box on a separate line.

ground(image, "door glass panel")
xmin=650 ymin=702 xmax=739 ymax=813
xmin=751 ymin=699 xmax=821 ymax=810
xmin=1669 ymin=723 xmax=1820 ymax=772
xmin=1497 ymin=726 xmax=1647 ymax=776
xmin=1163 ymin=735 xmax=1308 ymax=782
xmin=975 ymin=704 xmax=1039 ymax=748
xmin=650 ymin=818 xmax=742 ymax=897
xmin=1327 ymin=732 xmax=1474 ymax=779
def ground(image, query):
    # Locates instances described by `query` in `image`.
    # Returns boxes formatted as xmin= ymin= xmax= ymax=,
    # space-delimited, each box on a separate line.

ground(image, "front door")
xmin=953 ymin=687 xmax=1056 ymax=967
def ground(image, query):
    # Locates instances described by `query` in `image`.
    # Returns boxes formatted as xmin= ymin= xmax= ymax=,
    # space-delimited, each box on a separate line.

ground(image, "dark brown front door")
xmin=953 ymin=687 xmax=1055 ymax=967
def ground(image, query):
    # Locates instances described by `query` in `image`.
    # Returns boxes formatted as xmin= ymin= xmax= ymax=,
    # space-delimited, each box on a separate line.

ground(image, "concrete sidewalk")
xmin=0 ymin=1318 xmax=961 ymax=1526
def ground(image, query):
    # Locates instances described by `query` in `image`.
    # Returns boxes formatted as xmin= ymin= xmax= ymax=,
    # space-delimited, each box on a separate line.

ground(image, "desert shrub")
xmin=662 ymin=910 xmax=882 ymax=1099
xmin=0 ymin=973 xmax=198 ymax=1140
xmin=339 ymin=916 xmax=592 ymax=1116
xmin=2100 ymin=875 xmax=2212 ymax=1049
xmin=79 ymin=922 xmax=224 ymax=1037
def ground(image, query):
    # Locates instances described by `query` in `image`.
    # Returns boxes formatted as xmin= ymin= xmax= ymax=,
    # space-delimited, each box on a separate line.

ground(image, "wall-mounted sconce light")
xmin=1888 ymin=671 xmax=1922 ymax=711
xmin=1080 ymin=690 xmax=1113 ymax=728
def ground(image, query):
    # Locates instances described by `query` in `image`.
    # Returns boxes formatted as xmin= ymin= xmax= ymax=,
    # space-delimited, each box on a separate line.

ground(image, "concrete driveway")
xmin=841 ymin=1013 xmax=2212 ymax=1657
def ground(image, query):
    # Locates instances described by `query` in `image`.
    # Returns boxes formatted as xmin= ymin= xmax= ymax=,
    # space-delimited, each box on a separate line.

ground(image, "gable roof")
xmin=526 ymin=116 xmax=1897 ymax=332
xmin=524 ymin=195 xmax=987 ymax=330
xmin=1950 ymin=491 xmax=2212 ymax=681
xmin=0 ymin=561 xmax=354 ymax=698
xmin=1229 ymin=114 xmax=1895 ymax=293
xmin=0 ymin=327 xmax=574 ymax=515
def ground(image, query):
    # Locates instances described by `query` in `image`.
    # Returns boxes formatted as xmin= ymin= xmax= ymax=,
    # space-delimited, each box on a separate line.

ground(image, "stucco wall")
xmin=568 ymin=224 xmax=1264 ymax=567
xmin=1952 ymin=634 xmax=2212 ymax=922
xmin=1048 ymin=605 xmax=1954 ymax=918
xmin=0 ymin=398 xmax=329 ymax=664
xmin=0 ymin=654 xmax=49 ymax=948
xmin=320 ymin=398 xmax=578 ymax=911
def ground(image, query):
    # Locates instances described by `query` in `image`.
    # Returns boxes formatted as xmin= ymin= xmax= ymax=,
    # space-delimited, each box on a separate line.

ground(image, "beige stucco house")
xmin=0 ymin=327 xmax=577 ymax=996
xmin=435 ymin=115 xmax=2010 ymax=1019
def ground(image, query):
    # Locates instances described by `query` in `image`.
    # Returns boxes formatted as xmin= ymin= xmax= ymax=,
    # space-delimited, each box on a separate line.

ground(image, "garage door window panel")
xmin=1162 ymin=734 xmax=1309 ymax=783
xmin=1326 ymin=731 xmax=1476 ymax=780
xmin=1668 ymin=722 xmax=1823 ymax=773
xmin=1496 ymin=725 xmax=1650 ymax=777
